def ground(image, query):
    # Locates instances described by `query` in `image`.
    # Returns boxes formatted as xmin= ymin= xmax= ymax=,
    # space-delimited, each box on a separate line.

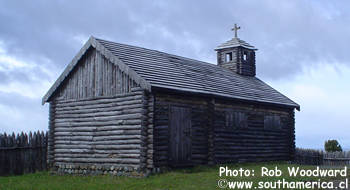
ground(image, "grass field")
xmin=0 ymin=162 xmax=347 ymax=190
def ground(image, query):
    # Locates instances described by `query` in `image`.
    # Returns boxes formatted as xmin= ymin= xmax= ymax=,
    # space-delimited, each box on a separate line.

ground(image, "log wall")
xmin=50 ymin=88 xmax=147 ymax=176
xmin=213 ymin=100 xmax=295 ymax=163
xmin=153 ymin=90 xmax=295 ymax=167
xmin=47 ymin=47 xmax=155 ymax=175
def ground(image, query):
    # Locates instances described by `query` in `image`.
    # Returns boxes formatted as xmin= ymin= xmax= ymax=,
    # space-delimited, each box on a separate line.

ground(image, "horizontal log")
xmin=218 ymin=143 xmax=291 ymax=148
xmin=54 ymin=119 xmax=141 ymax=127
xmin=55 ymin=139 xmax=141 ymax=145
xmin=55 ymin=99 xmax=142 ymax=112
xmin=192 ymin=154 xmax=208 ymax=159
xmin=154 ymin=125 xmax=168 ymax=130
xmin=156 ymin=98 xmax=207 ymax=106
xmin=216 ymin=136 xmax=290 ymax=141
xmin=54 ymin=125 xmax=142 ymax=132
xmin=54 ymin=136 xmax=93 ymax=141
xmin=153 ymin=141 xmax=168 ymax=146
xmin=54 ymin=129 xmax=141 ymax=136
xmin=93 ymin=135 xmax=144 ymax=141
xmin=214 ymin=130 xmax=288 ymax=137
xmin=55 ymin=104 xmax=143 ymax=115
xmin=54 ymin=113 xmax=142 ymax=123
xmin=56 ymin=99 xmax=143 ymax=111
xmin=154 ymin=145 xmax=168 ymax=151
xmin=213 ymin=144 xmax=290 ymax=150
xmin=54 ymin=162 xmax=140 ymax=169
xmin=214 ymin=149 xmax=290 ymax=154
xmin=215 ymin=153 xmax=290 ymax=158
xmin=97 ymin=125 xmax=142 ymax=131
xmin=54 ymin=144 xmax=141 ymax=150
xmin=54 ymin=148 xmax=93 ymax=154
xmin=55 ymin=108 xmax=144 ymax=119
xmin=54 ymin=149 xmax=140 ymax=154
xmin=214 ymin=147 xmax=290 ymax=152
xmin=55 ymin=153 xmax=140 ymax=159
xmin=55 ymin=126 xmax=96 ymax=132
xmin=214 ymin=132 xmax=288 ymax=138
xmin=54 ymin=157 xmax=140 ymax=164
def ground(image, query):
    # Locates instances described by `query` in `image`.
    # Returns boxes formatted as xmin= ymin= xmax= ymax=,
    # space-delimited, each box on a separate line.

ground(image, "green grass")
xmin=0 ymin=162 xmax=347 ymax=190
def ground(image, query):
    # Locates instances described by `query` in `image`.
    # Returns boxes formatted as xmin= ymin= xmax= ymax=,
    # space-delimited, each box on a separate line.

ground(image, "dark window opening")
xmin=247 ymin=114 xmax=264 ymax=128
xmin=243 ymin=51 xmax=248 ymax=61
xmin=225 ymin=112 xmax=233 ymax=127
xmin=225 ymin=52 xmax=232 ymax=62
xmin=225 ymin=111 xmax=247 ymax=128
xmin=264 ymin=115 xmax=281 ymax=130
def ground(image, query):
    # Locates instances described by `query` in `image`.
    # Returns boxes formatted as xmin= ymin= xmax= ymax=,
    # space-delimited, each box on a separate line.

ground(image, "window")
xmin=225 ymin=111 xmax=247 ymax=128
xmin=225 ymin=111 xmax=234 ymax=128
xmin=225 ymin=52 xmax=232 ymax=62
xmin=264 ymin=115 xmax=281 ymax=130
xmin=243 ymin=51 xmax=248 ymax=61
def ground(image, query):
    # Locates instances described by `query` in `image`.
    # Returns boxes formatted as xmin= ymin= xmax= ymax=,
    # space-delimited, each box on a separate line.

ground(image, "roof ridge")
xmin=95 ymin=37 xmax=219 ymax=68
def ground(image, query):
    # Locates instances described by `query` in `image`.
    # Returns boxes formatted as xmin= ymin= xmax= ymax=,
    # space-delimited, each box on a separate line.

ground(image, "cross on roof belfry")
xmin=232 ymin=24 xmax=241 ymax=38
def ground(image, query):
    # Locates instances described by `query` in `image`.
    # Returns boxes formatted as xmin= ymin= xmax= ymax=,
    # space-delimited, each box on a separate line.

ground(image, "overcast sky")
xmin=0 ymin=0 xmax=349 ymax=149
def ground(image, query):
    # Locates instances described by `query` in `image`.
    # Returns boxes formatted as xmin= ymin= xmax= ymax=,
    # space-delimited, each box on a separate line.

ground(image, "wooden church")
xmin=43 ymin=26 xmax=299 ymax=176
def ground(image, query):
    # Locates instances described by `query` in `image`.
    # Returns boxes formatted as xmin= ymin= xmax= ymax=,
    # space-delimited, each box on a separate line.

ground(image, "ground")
xmin=0 ymin=162 xmax=348 ymax=190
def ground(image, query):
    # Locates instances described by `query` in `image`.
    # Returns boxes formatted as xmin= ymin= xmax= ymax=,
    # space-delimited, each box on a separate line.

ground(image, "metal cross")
xmin=231 ymin=24 xmax=241 ymax=38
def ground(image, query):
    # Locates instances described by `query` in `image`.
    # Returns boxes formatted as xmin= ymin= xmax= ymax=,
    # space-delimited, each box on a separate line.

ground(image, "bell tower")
xmin=215 ymin=24 xmax=257 ymax=76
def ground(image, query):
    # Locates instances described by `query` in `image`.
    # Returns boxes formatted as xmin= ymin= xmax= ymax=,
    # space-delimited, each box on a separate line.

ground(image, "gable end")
xmin=42 ymin=36 xmax=151 ymax=104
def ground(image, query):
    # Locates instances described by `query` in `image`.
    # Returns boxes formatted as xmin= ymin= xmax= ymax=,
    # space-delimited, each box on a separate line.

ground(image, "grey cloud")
xmin=1 ymin=0 xmax=350 ymax=80
xmin=0 ymin=61 xmax=53 ymax=85
xmin=0 ymin=70 xmax=30 ymax=83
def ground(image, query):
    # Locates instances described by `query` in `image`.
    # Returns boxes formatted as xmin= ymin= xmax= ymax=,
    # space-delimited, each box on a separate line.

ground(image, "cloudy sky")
xmin=0 ymin=0 xmax=349 ymax=149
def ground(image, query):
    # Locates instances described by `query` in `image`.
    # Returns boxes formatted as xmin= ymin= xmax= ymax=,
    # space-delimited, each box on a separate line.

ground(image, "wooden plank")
xmin=169 ymin=106 xmax=192 ymax=166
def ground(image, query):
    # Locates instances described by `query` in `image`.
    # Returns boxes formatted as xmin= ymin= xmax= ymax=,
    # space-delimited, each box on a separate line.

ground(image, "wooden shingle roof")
xmin=215 ymin=37 xmax=257 ymax=50
xmin=43 ymin=36 xmax=299 ymax=110
xmin=96 ymin=38 xmax=299 ymax=110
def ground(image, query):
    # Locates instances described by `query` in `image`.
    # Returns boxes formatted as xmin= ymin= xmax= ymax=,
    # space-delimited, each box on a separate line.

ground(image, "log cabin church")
xmin=43 ymin=26 xmax=299 ymax=176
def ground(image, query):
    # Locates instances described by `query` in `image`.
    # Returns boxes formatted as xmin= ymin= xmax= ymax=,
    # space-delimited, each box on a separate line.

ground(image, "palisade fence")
xmin=0 ymin=131 xmax=47 ymax=176
xmin=294 ymin=148 xmax=324 ymax=165
xmin=295 ymin=148 xmax=350 ymax=166
xmin=323 ymin=151 xmax=350 ymax=166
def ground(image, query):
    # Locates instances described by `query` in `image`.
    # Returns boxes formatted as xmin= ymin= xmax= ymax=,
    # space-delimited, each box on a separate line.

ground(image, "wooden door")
xmin=169 ymin=106 xmax=192 ymax=166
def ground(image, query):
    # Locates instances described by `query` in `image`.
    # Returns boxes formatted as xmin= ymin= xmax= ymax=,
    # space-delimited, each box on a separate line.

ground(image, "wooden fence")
xmin=324 ymin=151 xmax=350 ymax=166
xmin=295 ymin=148 xmax=350 ymax=166
xmin=294 ymin=148 xmax=324 ymax=165
xmin=0 ymin=131 xmax=47 ymax=176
